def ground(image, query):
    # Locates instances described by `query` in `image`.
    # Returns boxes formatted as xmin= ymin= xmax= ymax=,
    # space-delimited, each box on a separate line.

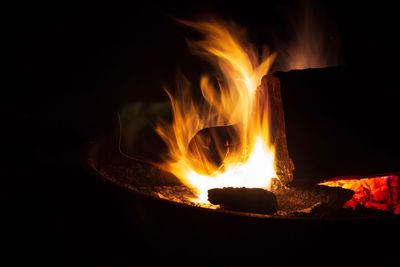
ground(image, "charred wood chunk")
xmin=313 ymin=185 xmax=355 ymax=209
xmin=188 ymin=125 xmax=240 ymax=174
xmin=276 ymin=185 xmax=354 ymax=212
xmin=208 ymin=187 xmax=277 ymax=215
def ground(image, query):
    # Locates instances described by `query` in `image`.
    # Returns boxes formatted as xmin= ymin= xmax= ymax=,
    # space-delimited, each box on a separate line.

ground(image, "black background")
xmin=4 ymin=0 xmax=400 ymax=265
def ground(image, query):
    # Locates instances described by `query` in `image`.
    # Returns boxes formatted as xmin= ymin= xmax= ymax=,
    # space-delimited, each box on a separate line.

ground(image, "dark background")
xmin=4 ymin=0 xmax=400 ymax=265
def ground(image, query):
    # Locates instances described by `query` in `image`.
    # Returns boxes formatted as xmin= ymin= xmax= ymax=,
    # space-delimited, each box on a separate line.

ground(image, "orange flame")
xmin=156 ymin=19 xmax=277 ymax=203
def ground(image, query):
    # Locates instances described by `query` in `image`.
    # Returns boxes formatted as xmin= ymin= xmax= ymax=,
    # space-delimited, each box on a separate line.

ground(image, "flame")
xmin=156 ymin=19 xmax=277 ymax=203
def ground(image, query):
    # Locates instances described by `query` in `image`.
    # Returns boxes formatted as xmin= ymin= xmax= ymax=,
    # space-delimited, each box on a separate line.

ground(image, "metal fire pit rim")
xmin=85 ymin=134 xmax=399 ymax=222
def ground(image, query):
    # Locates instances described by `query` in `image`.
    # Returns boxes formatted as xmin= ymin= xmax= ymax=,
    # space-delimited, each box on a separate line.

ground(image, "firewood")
xmin=275 ymin=185 xmax=354 ymax=213
xmin=208 ymin=187 xmax=277 ymax=215
xmin=187 ymin=125 xmax=239 ymax=174
xmin=260 ymin=74 xmax=295 ymax=186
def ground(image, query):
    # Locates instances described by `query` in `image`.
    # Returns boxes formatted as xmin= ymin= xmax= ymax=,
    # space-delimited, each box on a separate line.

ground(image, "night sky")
xmin=4 ymin=0 xmax=400 ymax=265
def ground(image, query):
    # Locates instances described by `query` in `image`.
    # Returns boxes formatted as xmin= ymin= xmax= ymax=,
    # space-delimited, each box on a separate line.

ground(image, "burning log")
xmin=260 ymin=74 xmax=295 ymax=187
xmin=208 ymin=187 xmax=277 ymax=215
xmin=320 ymin=175 xmax=400 ymax=214
xmin=187 ymin=73 xmax=295 ymax=183
xmin=188 ymin=125 xmax=239 ymax=173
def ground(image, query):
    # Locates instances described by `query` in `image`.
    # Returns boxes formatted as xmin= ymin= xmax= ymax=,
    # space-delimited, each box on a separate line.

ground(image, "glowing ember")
xmin=320 ymin=175 xmax=400 ymax=214
xmin=156 ymin=19 xmax=277 ymax=203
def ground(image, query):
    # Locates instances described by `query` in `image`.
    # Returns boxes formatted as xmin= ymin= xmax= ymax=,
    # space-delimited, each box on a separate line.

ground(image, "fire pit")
xmin=87 ymin=135 xmax=400 ymax=263
xmin=86 ymin=18 xmax=399 ymax=263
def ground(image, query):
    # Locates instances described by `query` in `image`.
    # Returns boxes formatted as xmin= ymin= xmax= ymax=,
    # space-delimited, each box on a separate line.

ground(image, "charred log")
xmin=273 ymin=67 xmax=400 ymax=184
xmin=208 ymin=187 xmax=277 ymax=215
xmin=275 ymin=185 xmax=354 ymax=213
xmin=187 ymin=125 xmax=239 ymax=174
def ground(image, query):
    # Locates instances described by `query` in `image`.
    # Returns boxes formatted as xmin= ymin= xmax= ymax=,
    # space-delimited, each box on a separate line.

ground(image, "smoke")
xmin=276 ymin=0 xmax=341 ymax=71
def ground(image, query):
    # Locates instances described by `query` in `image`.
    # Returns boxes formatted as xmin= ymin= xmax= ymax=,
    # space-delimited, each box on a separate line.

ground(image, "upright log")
xmin=260 ymin=74 xmax=295 ymax=187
